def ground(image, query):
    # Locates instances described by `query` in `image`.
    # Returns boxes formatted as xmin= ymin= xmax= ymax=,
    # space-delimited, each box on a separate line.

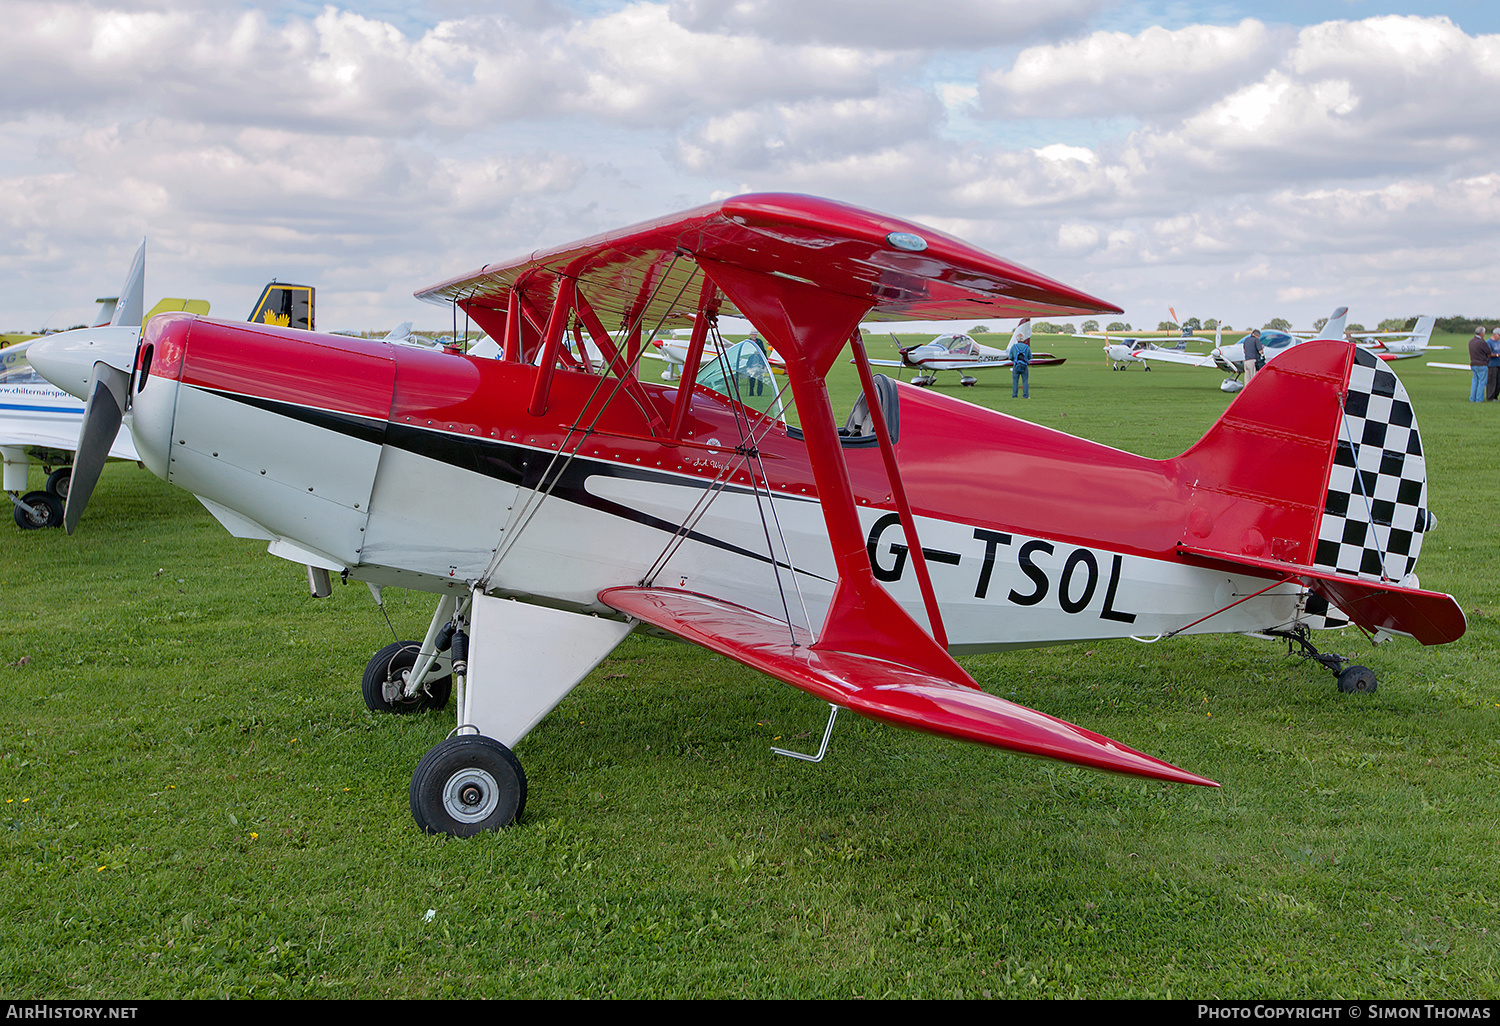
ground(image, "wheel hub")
xmin=442 ymin=768 xmax=500 ymax=823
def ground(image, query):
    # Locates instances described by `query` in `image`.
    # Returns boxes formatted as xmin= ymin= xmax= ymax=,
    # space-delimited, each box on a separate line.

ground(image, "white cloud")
xmin=980 ymin=20 xmax=1284 ymax=119
xmin=1 ymin=5 xmax=1498 ymax=332
xmin=667 ymin=0 xmax=1118 ymax=49
xmin=2 ymin=2 xmax=895 ymax=135
xmin=676 ymin=90 xmax=944 ymax=172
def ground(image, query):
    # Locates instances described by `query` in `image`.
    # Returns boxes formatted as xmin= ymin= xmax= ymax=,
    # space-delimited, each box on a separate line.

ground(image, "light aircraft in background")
xmin=1100 ymin=324 xmax=1221 ymax=371
xmin=1140 ymin=310 xmax=1444 ymax=390
xmin=867 ymin=320 xmax=1064 ymax=386
xmin=649 ymin=333 xmax=786 ymax=380
xmin=32 ymin=194 xmax=1464 ymax=838
xmin=1138 ymin=308 xmax=1352 ymax=392
xmin=1349 ymin=316 xmax=1442 ymax=361
xmin=4 ymin=240 xmax=313 ymax=528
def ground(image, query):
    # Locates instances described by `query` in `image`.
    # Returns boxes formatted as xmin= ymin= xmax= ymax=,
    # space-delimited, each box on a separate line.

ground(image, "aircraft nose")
xmin=26 ymin=326 xmax=140 ymax=400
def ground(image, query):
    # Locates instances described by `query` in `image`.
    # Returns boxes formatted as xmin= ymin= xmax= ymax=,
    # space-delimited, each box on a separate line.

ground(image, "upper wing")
xmin=416 ymin=194 xmax=1121 ymax=334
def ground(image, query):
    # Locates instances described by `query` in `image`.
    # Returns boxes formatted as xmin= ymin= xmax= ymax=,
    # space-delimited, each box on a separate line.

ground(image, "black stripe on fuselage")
xmin=198 ymin=386 xmax=831 ymax=582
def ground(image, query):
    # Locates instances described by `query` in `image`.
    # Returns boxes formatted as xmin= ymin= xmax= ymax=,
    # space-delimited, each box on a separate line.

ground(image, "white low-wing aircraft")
xmin=1137 ymin=310 xmax=1443 ymax=391
xmin=649 ymin=333 xmax=786 ymax=381
xmin=4 ymin=241 xmax=315 ymax=530
xmin=1349 ymin=316 xmax=1441 ymax=360
xmin=31 ymin=195 xmax=1464 ymax=838
xmin=866 ymin=320 xmax=1065 ymax=386
xmin=1100 ymin=325 xmax=1220 ymax=371
xmin=0 ymin=240 xmax=196 ymax=528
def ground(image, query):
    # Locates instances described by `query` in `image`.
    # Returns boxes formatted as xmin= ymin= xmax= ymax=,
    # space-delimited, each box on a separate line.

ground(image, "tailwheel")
xmin=1268 ymin=626 xmax=1376 ymax=695
xmin=410 ymin=735 xmax=527 ymax=836
xmin=362 ymin=640 xmax=452 ymax=713
xmin=1336 ymin=664 xmax=1377 ymax=694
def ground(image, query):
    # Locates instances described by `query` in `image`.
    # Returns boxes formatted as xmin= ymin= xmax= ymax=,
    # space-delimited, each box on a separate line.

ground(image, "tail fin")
xmin=1012 ymin=317 xmax=1032 ymax=344
xmin=247 ymin=283 xmax=315 ymax=331
xmin=1409 ymin=315 xmax=1435 ymax=346
xmin=1174 ymin=342 xmax=1460 ymax=644
xmin=110 ymin=239 xmax=147 ymax=328
xmin=1318 ymin=306 xmax=1349 ymax=340
xmin=91 ymin=296 xmax=119 ymax=327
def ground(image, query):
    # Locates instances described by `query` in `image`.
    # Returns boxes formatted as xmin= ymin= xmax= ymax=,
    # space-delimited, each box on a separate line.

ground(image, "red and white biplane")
xmin=30 ymin=195 xmax=1465 ymax=836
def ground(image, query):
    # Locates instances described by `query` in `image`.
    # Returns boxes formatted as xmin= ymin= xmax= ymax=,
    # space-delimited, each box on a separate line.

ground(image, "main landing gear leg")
xmin=362 ymin=592 xmax=461 ymax=712
xmin=1266 ymin=625 xmax=1377 ymax=694
xmin=407 ymin=591 xmax=635 ymax=837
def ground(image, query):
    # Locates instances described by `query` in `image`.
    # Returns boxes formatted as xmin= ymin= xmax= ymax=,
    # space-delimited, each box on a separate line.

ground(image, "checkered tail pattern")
xmin=1300 ymin=349 xmax=1434 ymax=630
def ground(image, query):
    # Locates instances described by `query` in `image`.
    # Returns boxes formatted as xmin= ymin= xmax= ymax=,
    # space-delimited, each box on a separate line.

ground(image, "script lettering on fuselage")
xmin=865 ymin=513 xmax=1137 ymax=623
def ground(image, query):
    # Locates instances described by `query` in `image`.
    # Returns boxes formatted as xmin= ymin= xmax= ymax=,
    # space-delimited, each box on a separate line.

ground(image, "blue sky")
xmin=2 ymin=1 xmax=1496 ymax=334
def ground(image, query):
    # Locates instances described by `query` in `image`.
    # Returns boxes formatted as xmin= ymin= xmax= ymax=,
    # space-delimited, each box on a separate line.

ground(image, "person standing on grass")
xmin=1488 ymin=328 xmax=1500 ymax=401
xmin=1243 ymin=329 xmax=1264 ymax=385
xmin=1468 ymin=327 xmax=1489 ymax=402
xmin=1008 ymin=318 xmax=1032 ymax=399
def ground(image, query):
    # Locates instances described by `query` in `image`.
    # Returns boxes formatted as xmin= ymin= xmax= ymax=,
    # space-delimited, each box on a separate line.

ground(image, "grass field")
xmin=1 ymin=331 xmax=1497 ymax=998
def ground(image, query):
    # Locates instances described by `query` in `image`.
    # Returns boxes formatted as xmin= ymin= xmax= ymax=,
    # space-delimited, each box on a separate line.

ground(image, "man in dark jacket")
xmin=1468 ymin=328 xmax=1489 ymax=402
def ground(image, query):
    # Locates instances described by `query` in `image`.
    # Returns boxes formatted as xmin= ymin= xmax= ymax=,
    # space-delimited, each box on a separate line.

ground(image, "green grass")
xmin=1 ymin=333 xmax=1497 ymax=998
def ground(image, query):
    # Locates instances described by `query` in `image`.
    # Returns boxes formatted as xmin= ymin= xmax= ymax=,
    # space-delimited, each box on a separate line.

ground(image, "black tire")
xmin=1336 ymin=664 xmax=1377 ymax=694
xmin=14 ymin=491 xmax=62 ymax=530
xmin=46 ymin=468 xmax=71 ymax=499
xmin=410 ymin=735 xmax=527 ymax=836
xmin=361 ymin=641 xmax=452 ymax=713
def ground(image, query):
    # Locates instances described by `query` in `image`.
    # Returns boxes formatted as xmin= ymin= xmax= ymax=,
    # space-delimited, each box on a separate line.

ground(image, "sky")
xmin=2 ymin=0 xmax=1497 ymax=334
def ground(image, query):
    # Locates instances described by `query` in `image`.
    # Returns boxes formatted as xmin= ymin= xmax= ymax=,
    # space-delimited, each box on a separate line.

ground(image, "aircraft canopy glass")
xmin=694 ymin=338 xmax=784 ymax=421
xmin=931 ymin=333 xmax=979 ymax=356
xmin=0 ymin=347 xmax=43 ymax=384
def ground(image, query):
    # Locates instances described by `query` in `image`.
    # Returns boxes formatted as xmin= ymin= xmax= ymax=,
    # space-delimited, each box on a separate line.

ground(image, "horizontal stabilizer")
xmin=600 ymin=586 xmax=1217 ymax=787
xmin=1176 ymin=545 xmax=1466 ymax=645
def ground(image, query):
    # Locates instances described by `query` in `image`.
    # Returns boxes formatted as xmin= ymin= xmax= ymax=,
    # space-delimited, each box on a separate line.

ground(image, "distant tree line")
xmin=1431 ymin=316 xmax=1500 ymax=334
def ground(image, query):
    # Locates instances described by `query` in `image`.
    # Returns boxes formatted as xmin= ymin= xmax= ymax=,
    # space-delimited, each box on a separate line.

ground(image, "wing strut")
xmin=849 ymin=329 xmax=948 ymax=648
xmin=698 ymin=257 xmax=970 ymax=683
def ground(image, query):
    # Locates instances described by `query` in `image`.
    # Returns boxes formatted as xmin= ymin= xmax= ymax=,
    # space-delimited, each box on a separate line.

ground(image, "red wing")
xmin=600 ymin=586 xmax=1218 ymax=787
xmin=415 ymin=194 xmax=1121 ymax=332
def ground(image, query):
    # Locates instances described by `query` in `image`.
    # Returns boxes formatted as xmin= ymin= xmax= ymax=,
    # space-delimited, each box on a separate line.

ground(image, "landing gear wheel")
xmin=1336 ymin=664 xmax=1377 ymax=694
xmin=361 ymin=641 xmax=452 ymax=713
xmin=46 ymin=468 xmax=72 ymax=499
xmin=410 ymin=735 xmax=527 ymax=836
xmin=14 ymin=491 xmax=62 ymax=529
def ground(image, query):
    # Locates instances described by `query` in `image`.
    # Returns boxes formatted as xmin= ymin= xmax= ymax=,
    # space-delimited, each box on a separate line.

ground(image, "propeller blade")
xmin=64 ymin=361 xmax=131 ymax=534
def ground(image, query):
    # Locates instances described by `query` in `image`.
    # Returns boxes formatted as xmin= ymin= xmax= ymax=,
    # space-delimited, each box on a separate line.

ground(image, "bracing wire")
xmin=479 ymin=257 xmax=695 ymax=587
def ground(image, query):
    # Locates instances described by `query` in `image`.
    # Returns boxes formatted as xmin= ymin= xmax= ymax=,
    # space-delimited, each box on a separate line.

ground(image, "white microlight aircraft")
xmin=867 ymin=319 xmax=1065 ymax=386
xmin=1137 ymin=310 xmax=1442 ymax=391
xmin=1 ymin=240 xmax=214 ymax=528
xmin=5 ymin=242 xmax=315 ymax=530
xmin=1348 ymin=316 xmax=1441 ymax=360
xmin=1101 ymin=325 xmax=1220 ymax=371
xmin=649 ymin=333 xmax=786 ymax=381
xmin=31 ymin=195 xmax=1464 ymax=838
